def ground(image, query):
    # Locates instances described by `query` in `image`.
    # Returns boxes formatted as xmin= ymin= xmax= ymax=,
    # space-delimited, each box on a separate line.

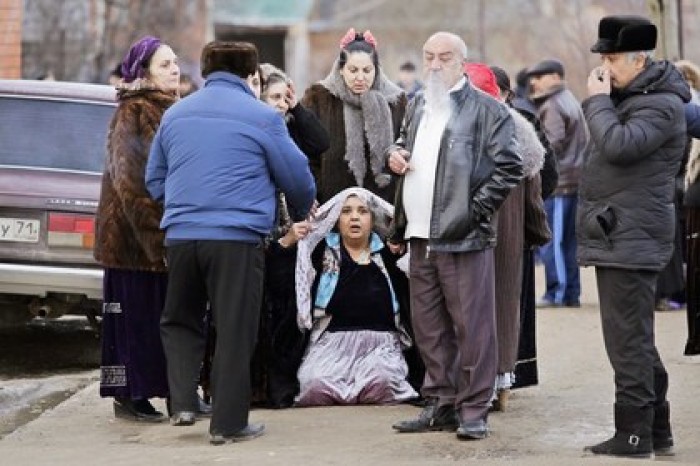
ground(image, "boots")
xmin=584 ymin=403 xmax=653 ymax=458
xmin=652 ymin=402 xmax=674 ymax=456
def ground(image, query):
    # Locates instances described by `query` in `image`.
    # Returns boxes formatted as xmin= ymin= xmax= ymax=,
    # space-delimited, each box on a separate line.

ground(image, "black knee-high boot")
xmin=585 ymin=403 xmax=653 ymax=458
xmin=652 ymin=401 xmax=674 ymax=455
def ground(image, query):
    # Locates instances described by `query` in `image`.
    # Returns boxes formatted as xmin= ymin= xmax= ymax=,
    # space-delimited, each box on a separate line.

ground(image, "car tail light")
xmin=48 ymin=213 xmax=95 ymax=249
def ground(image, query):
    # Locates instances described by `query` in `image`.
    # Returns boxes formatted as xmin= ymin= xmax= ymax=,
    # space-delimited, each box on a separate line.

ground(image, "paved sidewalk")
xmin=2 ymin=267 xmax=699 ymax=465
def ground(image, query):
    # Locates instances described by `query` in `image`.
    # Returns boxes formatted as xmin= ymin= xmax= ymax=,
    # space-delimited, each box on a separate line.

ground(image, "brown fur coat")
xmin=93 ymin=89 xmax=177 ymax=271
xmin=301 ymin=83 xmax=406 ymax=203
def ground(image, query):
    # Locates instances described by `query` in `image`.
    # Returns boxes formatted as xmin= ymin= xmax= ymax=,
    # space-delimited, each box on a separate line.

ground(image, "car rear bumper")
xmin=0 ymin=263 xmax=102 ymax=300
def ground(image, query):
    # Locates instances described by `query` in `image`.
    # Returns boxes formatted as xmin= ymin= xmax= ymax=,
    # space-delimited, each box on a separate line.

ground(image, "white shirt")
xmin=403 ymin=77 xmax=464 ymax=239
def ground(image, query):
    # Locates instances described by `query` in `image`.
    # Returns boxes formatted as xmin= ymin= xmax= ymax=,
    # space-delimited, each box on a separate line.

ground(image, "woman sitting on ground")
xmin=292 ymin=188 xmax=418 ymax=406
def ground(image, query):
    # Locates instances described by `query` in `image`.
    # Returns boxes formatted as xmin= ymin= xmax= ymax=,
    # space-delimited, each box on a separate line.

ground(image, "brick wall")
xmin=0 ymin=0 xmax=22 ymax=78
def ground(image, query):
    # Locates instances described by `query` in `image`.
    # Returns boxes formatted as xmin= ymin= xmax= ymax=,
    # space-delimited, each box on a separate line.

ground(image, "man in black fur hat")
xmin=577 ymin=15 xmax=691 ymax=458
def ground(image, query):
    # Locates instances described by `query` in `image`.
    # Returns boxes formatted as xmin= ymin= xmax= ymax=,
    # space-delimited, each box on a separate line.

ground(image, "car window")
xmin=0 ymin=97 xmax=114 ymax=173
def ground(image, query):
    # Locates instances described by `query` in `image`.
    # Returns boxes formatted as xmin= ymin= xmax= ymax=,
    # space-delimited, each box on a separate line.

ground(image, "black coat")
xmin=577 ymin=61 xmax=691 ymax=271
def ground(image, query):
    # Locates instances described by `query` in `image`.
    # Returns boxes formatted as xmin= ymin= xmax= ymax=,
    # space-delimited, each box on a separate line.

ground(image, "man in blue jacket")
xmin=146 ymin=41 xmax=316 ymax=445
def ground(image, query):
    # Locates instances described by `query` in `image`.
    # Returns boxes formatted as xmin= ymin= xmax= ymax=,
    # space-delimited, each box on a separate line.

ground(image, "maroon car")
xmin=0 ymin=80 xmax=116 ymax=324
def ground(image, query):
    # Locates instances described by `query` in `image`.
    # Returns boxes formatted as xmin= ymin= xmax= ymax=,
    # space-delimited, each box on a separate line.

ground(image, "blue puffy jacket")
xmin=685 ymin=102 xmax=700 ymax=138
xmin=146 ymin=72 xmax=316 ymax=243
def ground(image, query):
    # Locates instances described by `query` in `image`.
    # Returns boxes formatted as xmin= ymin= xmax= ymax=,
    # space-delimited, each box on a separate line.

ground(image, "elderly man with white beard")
xmin=388 ymin=31 xmax=522 ymax=440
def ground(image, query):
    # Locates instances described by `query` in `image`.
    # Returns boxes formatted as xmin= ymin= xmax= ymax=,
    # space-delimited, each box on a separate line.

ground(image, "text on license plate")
xmin=0 ymin=217 xmax=40 ymax=243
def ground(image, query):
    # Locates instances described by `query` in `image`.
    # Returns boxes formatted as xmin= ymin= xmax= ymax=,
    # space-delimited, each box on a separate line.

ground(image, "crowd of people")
xmin=90 ymin=13 xmax=700 ymax=458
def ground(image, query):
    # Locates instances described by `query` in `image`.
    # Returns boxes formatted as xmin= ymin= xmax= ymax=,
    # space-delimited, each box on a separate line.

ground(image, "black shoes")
xmin=210 ymin=423 xmax=265 ymax=445
xmin=652 ymin=402 xmax=674 ymax=456
xmin=166 ymin=394 xmax=211 ymax=421
xmin=456 ymin=419 xmax=488 ymax=440
xmin=584 ymin=433 xmax=652 ymax=458
xmin=170 ymin=411 xmax=196 ymax=426
xmin=113 ymin=398 xmax=165 ymax=423
xmin=584 ymin=404 xmax=653 ymax=458
xmin=536 ymin=298 xmax=581 ymax=308
xmin=392 ymin=400 xmax=458 ymax=433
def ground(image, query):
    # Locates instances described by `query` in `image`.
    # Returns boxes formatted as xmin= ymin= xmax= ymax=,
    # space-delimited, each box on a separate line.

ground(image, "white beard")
xmin=423 ymin=70 xmax=451 ymax=120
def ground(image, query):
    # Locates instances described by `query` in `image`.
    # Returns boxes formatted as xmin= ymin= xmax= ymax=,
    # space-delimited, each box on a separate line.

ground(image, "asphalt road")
xmin=1 ymin=266 xmax=699 ymax=465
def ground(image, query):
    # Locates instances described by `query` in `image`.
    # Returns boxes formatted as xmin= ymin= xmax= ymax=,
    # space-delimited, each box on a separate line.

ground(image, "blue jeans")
xmin=539 ymin=194 xmax=580 ymax=305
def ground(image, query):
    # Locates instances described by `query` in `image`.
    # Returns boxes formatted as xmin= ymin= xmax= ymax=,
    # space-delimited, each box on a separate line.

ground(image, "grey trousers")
xmin=595 ymin=266 xmax=669 ymax=408
xmin=409 ymin=239 xmax=497 ymax=422
xmin=161 ymin=240 xmax=264 ymax=435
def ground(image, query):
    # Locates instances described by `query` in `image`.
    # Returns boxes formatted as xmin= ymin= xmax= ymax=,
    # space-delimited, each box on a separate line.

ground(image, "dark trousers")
xmin=513 ymin=248 xmax=538 ymax=388
xmin=161 ymin=240 xmax=264 ymax=435
xmin=409 ymin=239 xmax=497 ymax=423
xmin=595 ymin=267 xmax=669 ymax=408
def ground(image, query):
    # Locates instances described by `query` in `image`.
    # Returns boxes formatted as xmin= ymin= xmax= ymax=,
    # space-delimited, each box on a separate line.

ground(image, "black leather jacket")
xmin=388 ymin=80 xmax=523 ymax=252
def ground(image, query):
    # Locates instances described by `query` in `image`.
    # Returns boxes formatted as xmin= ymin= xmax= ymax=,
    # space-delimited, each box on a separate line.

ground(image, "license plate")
xmin=0 ymin=217 xmax=41 ymax=243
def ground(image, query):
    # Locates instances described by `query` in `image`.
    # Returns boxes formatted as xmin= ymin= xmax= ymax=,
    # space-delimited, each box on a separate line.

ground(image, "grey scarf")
xmin=319 ymin=60 xmax=403 ymax=188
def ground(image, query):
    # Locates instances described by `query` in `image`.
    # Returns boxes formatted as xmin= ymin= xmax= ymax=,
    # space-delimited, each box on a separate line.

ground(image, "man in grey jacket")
xmin=387 ymin=32 xmax=522 ymax=440
xmin=528 ymin=58 xmax=589 ymax=308
xmin=578 ymin=15 xmax=690 ymax=458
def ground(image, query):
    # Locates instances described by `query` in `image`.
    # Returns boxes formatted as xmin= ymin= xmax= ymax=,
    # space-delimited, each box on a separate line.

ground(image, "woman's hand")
xmin=286 ymin=81 xmax=298 ymax=109
xmin=279 ymin=220 xmax=312 ymax=248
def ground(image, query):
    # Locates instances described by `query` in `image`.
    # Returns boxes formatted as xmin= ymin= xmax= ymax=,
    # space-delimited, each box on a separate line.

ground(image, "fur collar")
xmin=508 ymin=106 xmax=545 ymax=178
xmin=686 ymin=138 xmax=700 ymax=189
xmin=116 ymin=78 xmax=179 ymax=102
xmin=318 ymin=59 xmax=404 ymax=188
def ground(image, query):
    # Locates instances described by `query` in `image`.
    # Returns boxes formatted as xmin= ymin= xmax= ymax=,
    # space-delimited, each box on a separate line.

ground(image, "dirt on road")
xmin=1 ymin=267 xmax=699 ymax=465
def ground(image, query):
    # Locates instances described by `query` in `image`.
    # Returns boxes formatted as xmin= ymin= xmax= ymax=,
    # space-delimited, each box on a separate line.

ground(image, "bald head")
xmin=425 ymin=32 xmax=468 ymax=61
xmin=423 ymin=31 xmax=467 ymax=89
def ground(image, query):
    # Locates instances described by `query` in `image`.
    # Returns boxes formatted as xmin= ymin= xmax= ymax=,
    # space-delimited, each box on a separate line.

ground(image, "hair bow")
xmin=362 ymin=30 xmax=378 ymax=49
xmin=339 ymin=28 xmax=357 ymax=49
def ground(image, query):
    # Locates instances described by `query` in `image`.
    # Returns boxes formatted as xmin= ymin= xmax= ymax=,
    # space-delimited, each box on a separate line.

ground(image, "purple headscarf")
xmin=120 ymin=36 xmax=162 ymax=83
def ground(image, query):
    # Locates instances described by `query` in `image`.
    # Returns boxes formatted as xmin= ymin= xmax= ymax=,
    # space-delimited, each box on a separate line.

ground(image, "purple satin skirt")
xmin=99 ymin=268 xmax=169 ymax=399
xmin=296 ymin=330 xmax=417 ymax=406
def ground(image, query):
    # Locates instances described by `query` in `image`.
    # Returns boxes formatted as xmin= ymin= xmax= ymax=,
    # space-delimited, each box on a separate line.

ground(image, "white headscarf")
xmin=295 ymin=187 xmax=394 ymax=330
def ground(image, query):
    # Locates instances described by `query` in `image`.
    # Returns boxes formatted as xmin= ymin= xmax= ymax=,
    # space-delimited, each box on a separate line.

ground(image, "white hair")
xmin=625 ymin=50 xmax=654 ymax=64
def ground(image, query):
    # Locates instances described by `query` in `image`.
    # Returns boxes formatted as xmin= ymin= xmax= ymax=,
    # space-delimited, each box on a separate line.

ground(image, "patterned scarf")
xmin=319 ymin=60 xmax=403 ymax=188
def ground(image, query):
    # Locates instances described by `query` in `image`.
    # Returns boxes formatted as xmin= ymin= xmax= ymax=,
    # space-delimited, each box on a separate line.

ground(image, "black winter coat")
xmin=577 ymin=60 xmax=691 ymax=270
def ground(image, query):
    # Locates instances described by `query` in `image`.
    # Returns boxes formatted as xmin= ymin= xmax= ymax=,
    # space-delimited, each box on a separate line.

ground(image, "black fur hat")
xmin=591 ymin=15 xmax=657 ymax=53
xmin=201 ymin=41 xmax=258 ymax=79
